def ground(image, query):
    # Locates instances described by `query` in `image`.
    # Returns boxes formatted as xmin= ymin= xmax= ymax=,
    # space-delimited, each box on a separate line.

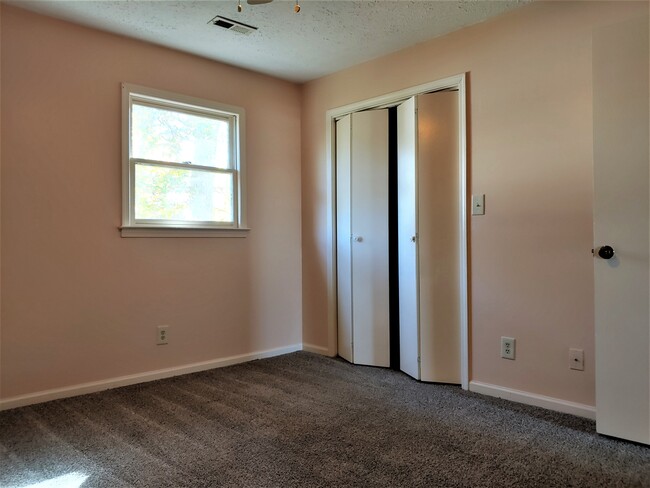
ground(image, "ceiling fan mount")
xmin=238 ymin=0 xmax=301 ymax=13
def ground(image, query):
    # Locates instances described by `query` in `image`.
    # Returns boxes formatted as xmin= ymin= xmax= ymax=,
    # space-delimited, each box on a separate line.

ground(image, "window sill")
xmin=119 ymin=226 xmax=251 ymax=238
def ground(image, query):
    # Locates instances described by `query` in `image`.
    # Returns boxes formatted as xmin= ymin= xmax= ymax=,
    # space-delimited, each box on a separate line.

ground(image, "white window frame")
xmin=120 ymin=83 xmax=248 ymax=237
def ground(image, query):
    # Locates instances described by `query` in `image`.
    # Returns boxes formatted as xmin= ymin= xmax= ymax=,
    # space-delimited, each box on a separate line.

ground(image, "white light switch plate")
xmin=472 ymin=194 xmax=485 ymax=215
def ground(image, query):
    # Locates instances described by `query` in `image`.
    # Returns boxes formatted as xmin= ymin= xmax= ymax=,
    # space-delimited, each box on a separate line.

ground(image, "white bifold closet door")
xmin=398 ymin=92 xmax=461 ymax=383
xmin=336 ymin=110 xmax=390 ymax=367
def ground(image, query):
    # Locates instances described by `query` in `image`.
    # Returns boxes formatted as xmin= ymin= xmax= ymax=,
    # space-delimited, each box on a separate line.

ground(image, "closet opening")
xmin=327 ymin=74 xmax=469 ymax=389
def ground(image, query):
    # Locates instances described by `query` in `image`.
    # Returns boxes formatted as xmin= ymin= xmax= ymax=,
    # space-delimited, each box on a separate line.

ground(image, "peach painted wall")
xmin=0 ymin=5 xmax=302 ymax=399
xmin=301 ymin=1 xmax=648 ymax=406
xmin=0 ymin=4 xmax=3 ymax=401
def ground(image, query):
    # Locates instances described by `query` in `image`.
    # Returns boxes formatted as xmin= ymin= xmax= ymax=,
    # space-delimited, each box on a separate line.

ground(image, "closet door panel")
xmin=397 ymin=97 xmax=420 ymax=379
xmin=417 ymin=92 xmax=461 ymax=384
xmin=336 ymin=115 xmax=353 ymax=362
xmin=351 ymin=110 xmax=390 ymax=367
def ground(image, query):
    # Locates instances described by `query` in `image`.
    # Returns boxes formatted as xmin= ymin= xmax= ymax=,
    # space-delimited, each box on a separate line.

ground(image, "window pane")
xmin=135 ymin=164 xmax=234 ymax=223
xmin=132 ymin=103 xmax=230 ymax=169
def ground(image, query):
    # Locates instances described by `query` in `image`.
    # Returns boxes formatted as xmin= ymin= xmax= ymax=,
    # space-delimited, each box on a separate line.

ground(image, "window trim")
xmin=120 ymin=83 xmax=248 ymax=237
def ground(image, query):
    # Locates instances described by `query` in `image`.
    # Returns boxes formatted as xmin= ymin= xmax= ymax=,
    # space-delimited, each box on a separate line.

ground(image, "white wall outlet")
xmin=569 ymin=348 xmax=584 ymax=371
xmin=501 ymin=336 xmax=515 ymax=360
xmin=157 ymin=325 xmax=169 ymax=345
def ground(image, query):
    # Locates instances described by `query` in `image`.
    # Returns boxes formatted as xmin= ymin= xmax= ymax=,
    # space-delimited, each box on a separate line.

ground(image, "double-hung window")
xmin=121 ymin=84 xmax=247 ymax=236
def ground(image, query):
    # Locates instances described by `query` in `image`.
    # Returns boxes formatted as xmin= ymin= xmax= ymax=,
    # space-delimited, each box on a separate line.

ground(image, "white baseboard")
xmin=469 ymin=380 xmax=596 ymax=420
xmin=0 ymin=343 xmax=303 ymax=411
xmin=302 ymin=343 xmax=331 ymax=355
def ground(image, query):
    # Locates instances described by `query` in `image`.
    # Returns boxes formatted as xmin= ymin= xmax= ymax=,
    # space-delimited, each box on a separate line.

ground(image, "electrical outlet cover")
xmin=501 ymin=336 xmax=516 ymax=360
xmin=157 ymin=325 xmax=169 ymax=345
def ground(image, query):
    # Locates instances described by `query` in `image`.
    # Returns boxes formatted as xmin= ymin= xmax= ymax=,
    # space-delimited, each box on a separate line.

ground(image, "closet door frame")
xmin=325 ymin=73 xmax=469 ymax=389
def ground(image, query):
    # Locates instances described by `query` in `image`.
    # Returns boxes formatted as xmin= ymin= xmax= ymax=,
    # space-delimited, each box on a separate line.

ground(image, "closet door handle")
xmin=410 ymin=235 xmax=417 ymax=242
xmin=353 ymin=236 xmax=363 ymax=243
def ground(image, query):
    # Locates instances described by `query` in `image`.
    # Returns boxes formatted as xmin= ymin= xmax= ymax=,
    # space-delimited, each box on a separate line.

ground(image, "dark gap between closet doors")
xmin=388 ymin=106 xmax=400 ymax=371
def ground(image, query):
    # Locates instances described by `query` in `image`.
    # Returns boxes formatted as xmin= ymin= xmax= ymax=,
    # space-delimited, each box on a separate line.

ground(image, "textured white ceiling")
xmin=8 ymin=0 xmax=530 ymax=82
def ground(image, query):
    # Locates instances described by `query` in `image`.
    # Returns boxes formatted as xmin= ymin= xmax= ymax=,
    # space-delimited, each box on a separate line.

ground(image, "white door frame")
xmin=324 ymin=73 xmax=469 ymax=389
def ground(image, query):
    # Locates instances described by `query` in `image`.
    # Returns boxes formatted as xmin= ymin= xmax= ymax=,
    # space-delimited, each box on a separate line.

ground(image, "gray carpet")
xmin=1 ymin=352 xmax=648 ymax=488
